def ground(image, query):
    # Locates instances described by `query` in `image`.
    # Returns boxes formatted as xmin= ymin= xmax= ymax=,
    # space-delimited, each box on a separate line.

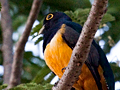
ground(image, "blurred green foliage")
xmin=32 ymin=65 xmax=54 ymax=84
xmin=8 ymin=83 xmax=53 ymax=90
xmin=0 ymin=0 xmax=120 ymax=89
xmin=110 ymin=63 xmax=120 ymax=82
xmin=102 ymin=0 xmax=120 ymax=53
xmin=0 ymin=84 xmax=8 ymax=90
xmin=0 ymin=3 xmax=1 ymax=11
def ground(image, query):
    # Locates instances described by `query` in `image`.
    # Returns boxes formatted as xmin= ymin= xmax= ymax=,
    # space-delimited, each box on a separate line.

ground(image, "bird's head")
xmin=38 ymin=12 xmax=72 ymax=52
xmin=38 ymin=12 xmax=72 ymax=35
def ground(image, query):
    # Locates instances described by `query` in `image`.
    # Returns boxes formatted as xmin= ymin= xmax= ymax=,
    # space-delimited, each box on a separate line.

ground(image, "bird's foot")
xmin=61 ymin=67 xmax=66 ymax=73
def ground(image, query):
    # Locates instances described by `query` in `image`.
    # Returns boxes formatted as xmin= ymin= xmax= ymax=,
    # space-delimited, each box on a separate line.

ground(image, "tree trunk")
xmin=7 ymin=0 xmax=43 ymax=89
xmin=1 ymin=0 xmax=13 ymax=85
xmin=52 ymin=0 xmax=108 ymax=90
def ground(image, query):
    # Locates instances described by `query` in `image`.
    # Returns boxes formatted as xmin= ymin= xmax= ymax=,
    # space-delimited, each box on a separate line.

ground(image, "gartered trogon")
xmin=39 ymin=12 xmax=114 ymax=90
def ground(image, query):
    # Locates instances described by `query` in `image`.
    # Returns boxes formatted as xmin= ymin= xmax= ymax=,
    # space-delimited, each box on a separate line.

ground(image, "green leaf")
xmin=31 ymin=19 xmax=43 ymax=35
xmin=9 ymin=83 xmax=53 ymax=90
xmin=65 ymin=8 xmax=89 ymax=26
xmin=0 ymin=84 xmax=8 ymax=90
xmin=35 ymin=37 xmax=43 ymax=45
xmin=65 ymin=8 xmax=115 ymax=26
xmin=101 ymin=13 xmax=115 ymax=24
xmin=32 ymin=65 xmax=52 ymax=84
xmin=43 ymin=83 xmax=53 ymax=90
xmin=43 ymin=73 xmax=55 ymax=84
xmin=30 ymin=20 xmax=44 ymax=44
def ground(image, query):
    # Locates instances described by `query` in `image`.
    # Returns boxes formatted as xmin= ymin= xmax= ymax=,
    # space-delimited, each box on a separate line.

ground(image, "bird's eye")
xmin=46 ymin=14 xmax=53 ymax=20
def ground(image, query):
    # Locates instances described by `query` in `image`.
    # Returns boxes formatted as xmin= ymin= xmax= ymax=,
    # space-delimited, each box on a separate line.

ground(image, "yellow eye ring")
xmin=46 ymin=14 xmax=54 ymax=20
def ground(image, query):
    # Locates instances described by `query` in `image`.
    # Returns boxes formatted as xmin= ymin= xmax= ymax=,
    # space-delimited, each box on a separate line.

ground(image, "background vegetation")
xmin=0 ymin=0 xmax=120 ymax=89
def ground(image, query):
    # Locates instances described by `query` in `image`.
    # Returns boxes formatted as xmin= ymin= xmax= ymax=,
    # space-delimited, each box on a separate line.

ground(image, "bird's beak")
xmin=38 ymin=25 xmax=45 ymax=35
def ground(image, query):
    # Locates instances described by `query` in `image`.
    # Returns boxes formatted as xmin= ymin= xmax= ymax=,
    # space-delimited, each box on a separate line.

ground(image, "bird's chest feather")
xmin=44 ymin=32 xmax=72 ymax=78
xmin=44 ymin=31 xmax=107 ymax=90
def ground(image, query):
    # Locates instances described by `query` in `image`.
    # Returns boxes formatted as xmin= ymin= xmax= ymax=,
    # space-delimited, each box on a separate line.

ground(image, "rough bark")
xmin=1 ymin=0 xmax=13 ymax=85
xmin=7 ymin=0 xmax=43 ymax=89
xmin=52 ymin=0 xmax=108 ymax=90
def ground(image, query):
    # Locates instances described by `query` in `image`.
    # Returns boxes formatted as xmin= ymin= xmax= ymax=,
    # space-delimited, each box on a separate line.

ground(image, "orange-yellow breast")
xmin=44 ymin=30 xmax=72 ymax=78
xmin=44 ymin=27 xmax=107 ymax=90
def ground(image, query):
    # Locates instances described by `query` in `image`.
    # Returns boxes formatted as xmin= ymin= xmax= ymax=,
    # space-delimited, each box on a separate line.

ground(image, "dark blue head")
xmin=39 ymin=12 xmax=72 ymax=52
xmin=42 ymin=12 xmax=72 ymax=32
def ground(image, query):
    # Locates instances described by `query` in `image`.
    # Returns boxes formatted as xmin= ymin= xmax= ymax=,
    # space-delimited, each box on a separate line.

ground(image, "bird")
xmin=38 ymin=12 xmax=114 ymax=90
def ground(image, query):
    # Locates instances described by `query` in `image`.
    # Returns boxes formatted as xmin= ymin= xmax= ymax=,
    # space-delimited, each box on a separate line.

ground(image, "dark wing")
xmin=62 ymin=24 xmax=102 ymax=90
xmin=86 ymin=44 xmax=102 ymax=90
xmin=92 ymin=40 xmax=115 ymax=90
xmin=62 ymin=24 xmax=100 ymax=67
xmin=62 ymin=24 xmax=79 ymax=49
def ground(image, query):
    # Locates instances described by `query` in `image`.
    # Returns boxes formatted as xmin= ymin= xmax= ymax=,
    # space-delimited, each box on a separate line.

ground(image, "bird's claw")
xmin=61 ymin=67 xmax=66 ymax=73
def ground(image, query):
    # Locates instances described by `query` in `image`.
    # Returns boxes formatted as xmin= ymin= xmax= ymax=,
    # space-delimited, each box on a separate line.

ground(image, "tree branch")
xmin=53 ymin=0 xmax=108 ymax=90
xmin=8 ymin=0 xmax=43 ymax=88
xmin=1 ymin=0 xmax=13 ymax=85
